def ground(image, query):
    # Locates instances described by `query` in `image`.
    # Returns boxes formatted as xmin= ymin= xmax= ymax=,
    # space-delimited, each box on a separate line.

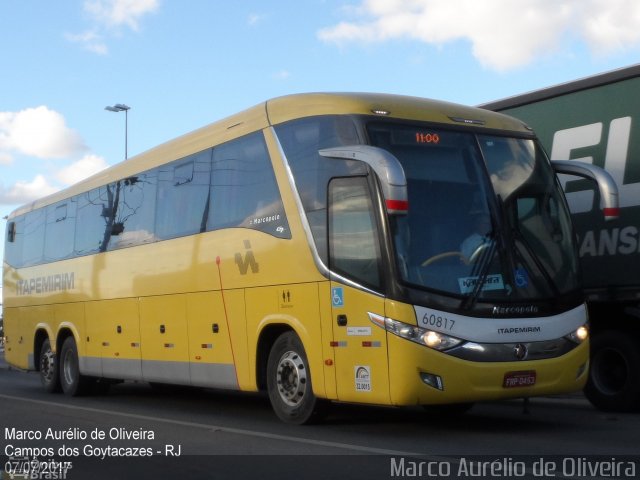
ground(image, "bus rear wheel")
xmin=40 ymin=338 xmax=61 ymax=393
xmin=59 ymin=336 xmax=91 ymax=396
xmin=266 ymin=332 xmax=326 ymax=424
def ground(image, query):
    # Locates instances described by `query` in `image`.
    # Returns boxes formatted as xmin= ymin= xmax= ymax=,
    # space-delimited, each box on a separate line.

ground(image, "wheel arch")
xmin=33 ymin=328 xmax=52 ymax=372
xmin=33 ymin=323 xmax=57 ymax=372
xmin=254 ymin=312 xmax=328 ymax=398
xmin=33 ymin=324 xmax=80 ymax=372
xmin=56 ymin=323 xmax=80 ymax=354
xmin=255 ymin=323 xmax=295 ymax=391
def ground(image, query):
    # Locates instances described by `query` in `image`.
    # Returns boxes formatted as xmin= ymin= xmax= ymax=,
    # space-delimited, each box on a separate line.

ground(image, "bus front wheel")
xmin=59 ymin=336 xmax=91 ymax=396
xmin=266 ymin=332 xmax=326 ymax=424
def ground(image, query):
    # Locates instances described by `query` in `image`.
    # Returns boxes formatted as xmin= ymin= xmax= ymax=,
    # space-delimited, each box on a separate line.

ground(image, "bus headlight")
xmin=422 ymin=330 xmax=462 ymax=350
xmin=369 ymin=313 xmax=463 ymax=351
xmin=566 ymin=324 xmax=589 ymax=344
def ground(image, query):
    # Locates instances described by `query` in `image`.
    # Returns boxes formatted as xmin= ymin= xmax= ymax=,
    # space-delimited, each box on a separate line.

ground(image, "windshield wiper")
xmin=460 ymin=193 xmax=511 ymax=310
xmin=460 ymin=234 xmax=497 ymax=310
xmin=511 ymin=228 xmax=561 ymax=298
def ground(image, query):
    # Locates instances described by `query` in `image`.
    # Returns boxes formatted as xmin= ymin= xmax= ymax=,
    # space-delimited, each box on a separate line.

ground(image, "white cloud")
xmin=67 ymin=0 xmax=159 ymax=54
xmin=56 ymin=154 xmax=110 ymax=186
xmin=0 ymin=152 xmax=12 ymax=165
xmin=248 ymin=13 xmax=267 ymax=26
xmin=64 ymin=30 xmax=109 ymax=55
xmin=84 ymin=0 xmax=160 ymax=31
xmin=86 ymin=43 xmax=110 ymax=55
xmin=272 ymin=70 xmax=291 ymax=80
xmin=581 ymin=0 xmax=640 ymax=54
xmin=0 ymin=175 xmax=59 ymax=205
xmin=0 ymin=108 xmax=106 ymax=206
xmin=318 ymin=0 xmax=640 ymax=71
xmin=0 ymin=106 xmax=86 ymax=160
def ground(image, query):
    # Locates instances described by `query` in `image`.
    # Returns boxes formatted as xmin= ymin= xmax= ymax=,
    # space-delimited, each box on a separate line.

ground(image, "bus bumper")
xmin=387 ymin=334 xmax=589 ymax=406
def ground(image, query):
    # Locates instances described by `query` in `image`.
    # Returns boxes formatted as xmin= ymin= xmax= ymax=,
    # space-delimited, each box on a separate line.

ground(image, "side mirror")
xmin=552 ymin=160 xmax=620 ymax=221
xmin=7 ymin=221 xmax=16 ymax=243
xmin=319 ymin=145 xmax=408 ymax=214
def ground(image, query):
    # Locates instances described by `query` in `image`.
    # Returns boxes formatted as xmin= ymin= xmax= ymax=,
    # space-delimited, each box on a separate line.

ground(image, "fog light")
xmin=420 ymin=372 xmax=444 ymax=391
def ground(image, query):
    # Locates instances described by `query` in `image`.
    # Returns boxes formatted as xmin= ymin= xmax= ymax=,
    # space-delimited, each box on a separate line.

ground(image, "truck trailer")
xmin=483 ymin=65 xmax=640 ymax=412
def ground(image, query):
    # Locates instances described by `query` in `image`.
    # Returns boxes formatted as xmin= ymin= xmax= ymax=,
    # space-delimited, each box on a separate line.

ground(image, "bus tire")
xmin=39 ymin=338 xmax=61 ymax=393
xmin=59 ymin=336 xmax=91 ymax=396
xmin=584 ymin=330 xmax=640 ymax=412
xmin=266 ymin=331 xmax=326 ymax=424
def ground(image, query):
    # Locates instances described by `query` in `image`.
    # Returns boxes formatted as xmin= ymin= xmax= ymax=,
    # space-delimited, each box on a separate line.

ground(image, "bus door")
xmin=328 ymin=176 xmax=391 ymax=404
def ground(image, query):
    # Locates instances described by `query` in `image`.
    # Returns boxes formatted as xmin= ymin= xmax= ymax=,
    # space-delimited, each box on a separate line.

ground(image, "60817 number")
xmin=422 ymin=313 xmax=456 ymax=331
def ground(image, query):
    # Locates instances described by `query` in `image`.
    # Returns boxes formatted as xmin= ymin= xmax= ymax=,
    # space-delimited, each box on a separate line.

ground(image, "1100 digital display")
xmin=415 ymin=132 xmax=440 ymax=144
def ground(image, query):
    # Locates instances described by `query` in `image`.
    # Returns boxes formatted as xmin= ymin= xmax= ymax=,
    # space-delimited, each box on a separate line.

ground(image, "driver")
xmin=460 ymin=212 xmax=492 ymax=261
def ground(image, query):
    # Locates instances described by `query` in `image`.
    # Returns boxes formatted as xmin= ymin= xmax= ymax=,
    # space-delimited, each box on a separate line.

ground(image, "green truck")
xmin=483 ymin=65 xmax=640 ymax=412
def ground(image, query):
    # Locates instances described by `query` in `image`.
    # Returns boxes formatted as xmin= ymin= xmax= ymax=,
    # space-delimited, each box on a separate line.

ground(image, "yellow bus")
xmin=2 ymin=93 xmax=618 ymax=424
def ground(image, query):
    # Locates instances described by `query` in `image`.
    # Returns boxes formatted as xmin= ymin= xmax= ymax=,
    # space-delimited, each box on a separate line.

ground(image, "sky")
xmin=1 ymin=0 xmax=640 ymax=262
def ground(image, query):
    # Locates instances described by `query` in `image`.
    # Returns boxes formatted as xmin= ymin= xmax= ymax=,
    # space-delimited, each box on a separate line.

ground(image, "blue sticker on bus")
xmin=332 ymin=287 xmax=344 ymax=307
xmin=514 ymin=268 xmax=529 ymax=288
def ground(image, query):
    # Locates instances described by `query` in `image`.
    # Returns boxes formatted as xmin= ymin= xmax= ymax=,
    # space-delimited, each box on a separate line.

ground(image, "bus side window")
xmin=209 ymin=132 xmax=289 ymax=238
xmin=5 ymin=217 xmax=23 ymax=267
xmin=75 ymin=186 xmax=111 ymax=255
xmin=22 ymin=209 xmax=46 ymax=267
xmin=328 ymin=176 xmax=382 ymax=290
xmin=109 ymin=172 xmax=158 ymax=249
xmin=44 ymin=201 xmax=76 ymax=261
xmin=156 ymin=151 xmax=212 ymax=239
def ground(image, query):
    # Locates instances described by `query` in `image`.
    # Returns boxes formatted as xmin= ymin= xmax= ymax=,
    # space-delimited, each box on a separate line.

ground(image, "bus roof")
xmin=8 ymin=92 xmax=531 ymax=218
xmin=265 ymin=92 xmax=530 ymax=132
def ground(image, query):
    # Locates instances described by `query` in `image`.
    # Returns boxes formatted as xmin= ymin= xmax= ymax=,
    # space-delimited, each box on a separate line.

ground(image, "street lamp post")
xmin=105 ymin=103 xmax=131 ymax=159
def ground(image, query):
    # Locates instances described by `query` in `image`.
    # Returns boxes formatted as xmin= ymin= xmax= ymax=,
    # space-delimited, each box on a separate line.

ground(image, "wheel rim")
xmin=592 ymin=347 xmax=629 ymax=395
xmin=62 ymin=348 xmax=75 ymax=386
xmin=40 ymin=348 xmax=55 ymax=384
xmin=276 ymin=350 xmax=307 ymax=407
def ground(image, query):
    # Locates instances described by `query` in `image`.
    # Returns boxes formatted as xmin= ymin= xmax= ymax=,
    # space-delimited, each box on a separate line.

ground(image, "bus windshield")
xmin=367 ymin=123 xmax=579 ymax=302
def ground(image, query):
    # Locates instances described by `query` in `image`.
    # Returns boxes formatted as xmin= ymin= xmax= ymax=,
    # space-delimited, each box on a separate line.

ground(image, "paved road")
xmin=1 ymin=354 xmax=639 ymax=479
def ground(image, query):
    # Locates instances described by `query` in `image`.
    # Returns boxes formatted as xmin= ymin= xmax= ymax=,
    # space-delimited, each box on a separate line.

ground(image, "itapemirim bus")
xmin=2 ymin=93 xmax=618 ymax=424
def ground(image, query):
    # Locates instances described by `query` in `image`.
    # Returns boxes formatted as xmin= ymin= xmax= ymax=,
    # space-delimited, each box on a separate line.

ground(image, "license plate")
xmin=503 ymin=370 xmax=536 ymax=388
